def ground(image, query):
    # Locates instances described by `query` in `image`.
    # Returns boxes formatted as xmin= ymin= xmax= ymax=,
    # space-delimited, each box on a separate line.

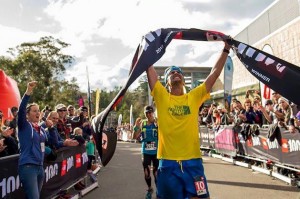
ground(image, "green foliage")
xmin=0 ymin=36 xmax=151 ymax=123
xmin=0 ymin=36 xmax=80 ymax=108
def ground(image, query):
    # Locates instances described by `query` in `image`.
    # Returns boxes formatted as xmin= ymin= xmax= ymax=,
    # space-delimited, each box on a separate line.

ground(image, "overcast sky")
xmin=0 ymin=0 xmax=275 ymax=92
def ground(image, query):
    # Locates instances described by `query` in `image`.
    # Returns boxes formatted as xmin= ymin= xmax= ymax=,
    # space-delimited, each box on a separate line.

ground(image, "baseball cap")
xmin=253 ymin=95 xmax=261 ymax=101
xmin=217 ymin=105 xmax=224 ymax=110
xmin=67 ymin=105 xmax=74 ymax=110
xmin=265 ymin=99 xmax=273 ymax=106
xmin=55 ymin=104 xmax=66 ymax=110
xmin=11 ymin=106 xmax=18 ymax=112
xmin=144 ymin=105 xmax=154 ymax=113
xmin=164 ymin=65 xmax=183 ymax=84
xmin=79 ymin=106 xmax=88 ymax=111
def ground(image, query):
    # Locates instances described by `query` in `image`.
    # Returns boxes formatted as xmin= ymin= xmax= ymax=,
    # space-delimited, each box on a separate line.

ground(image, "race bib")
xmin=41 ymin=142 xmax=45 ymax=152
xmin=145 ymin=142 xmax=156 ymax=150
xmin=194 ymin=176 xmax=207 ymax=196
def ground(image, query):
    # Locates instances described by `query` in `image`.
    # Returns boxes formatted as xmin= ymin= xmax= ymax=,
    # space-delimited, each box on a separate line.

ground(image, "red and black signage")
xmin=199 ymin=125 xmax=300 ymax=168
xmin=0 ymin=146 xmax=88 ymax=199
xmin=238 ymin=128 xmax=300 ymax=167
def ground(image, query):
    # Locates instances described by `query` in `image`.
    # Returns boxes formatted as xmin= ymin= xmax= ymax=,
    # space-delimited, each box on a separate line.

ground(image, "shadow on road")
xmin=208 ymin=180 xmax=299 ymax=192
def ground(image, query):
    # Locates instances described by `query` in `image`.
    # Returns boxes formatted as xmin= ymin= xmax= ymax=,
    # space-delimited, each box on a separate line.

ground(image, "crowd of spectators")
xmin=0 ymin=103 xmax=97 ymax=192
xmin=198 ymin=90 xmax=300 ymax=135
xmin=0 ymin=104 xmax=96 ymax=157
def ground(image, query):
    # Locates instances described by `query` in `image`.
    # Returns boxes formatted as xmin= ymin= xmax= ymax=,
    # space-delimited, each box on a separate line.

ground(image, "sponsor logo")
xmin=0 ymin=175 xmax=21 ymax=198
xmin=251 ymin=69 xmax=271 ymax=82
xmin=201 ymin=133 xmax=209 ymax=140
xmin=247 ymin=136 xmax=261 ymax=147
xmin=143 ymin=29 xmax=162 ymax=52
xmin=261 ymin=137 xmax=269 ymax=150
xmin=237 ymin=43 xmax=287 ymax=79
xmin=252 ymin=136 xmax=261 ymax=146
xmin=45 ymin=164 xmax=58 ymax=183
xmin=168 ymin=105 xmax=191 ymax=116
xmin=61 ymin=156 xmax=75 ymax=176
xmin=164 ymin=31 xmax=174 ymax=43
xmin=61 ymin=160 xmax=67 ymax=176
xmin=247 ymin=137 xmax=253 ymax=147
xmin=82 ymin=152 xmax=88 ymax=165
xmin=281 ymin=139 xmax=289 ymax=153
xmin=75 ymin=154 xmax=82 ymax=168
xmin=288 ymin=139 xmax=300 ymax=152
xmin=67 ymin=156 xmax=74 ymax=172
xmin=267 ymin=139 xmax=279 ymax=149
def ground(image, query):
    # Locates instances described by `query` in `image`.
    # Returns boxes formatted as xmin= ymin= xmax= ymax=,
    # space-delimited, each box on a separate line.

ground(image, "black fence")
xmin=0 ymin=145 xmax=88 ymax=199
xmin=199 ymin=125 xmax=300 ymax=168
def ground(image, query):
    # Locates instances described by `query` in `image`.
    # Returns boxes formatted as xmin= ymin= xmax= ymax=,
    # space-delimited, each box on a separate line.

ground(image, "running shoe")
xmin=145 ymin=188 xmax=153 ymax=199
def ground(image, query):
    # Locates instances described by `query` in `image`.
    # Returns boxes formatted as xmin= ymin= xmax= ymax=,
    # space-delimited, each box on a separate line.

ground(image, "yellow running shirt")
xmin=151 ymin=81 xmax=210 ymax=160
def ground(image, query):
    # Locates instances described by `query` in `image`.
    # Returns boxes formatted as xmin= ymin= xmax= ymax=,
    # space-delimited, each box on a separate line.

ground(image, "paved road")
xmin=86 ymin=142 xmax=300 ymax=199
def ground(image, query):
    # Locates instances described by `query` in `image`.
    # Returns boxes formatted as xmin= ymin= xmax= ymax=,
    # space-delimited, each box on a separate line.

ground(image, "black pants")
xmin=87 ymin=155 xmax=95 ymax=170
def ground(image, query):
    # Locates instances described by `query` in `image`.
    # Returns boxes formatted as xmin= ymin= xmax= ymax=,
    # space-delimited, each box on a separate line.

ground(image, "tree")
xmin=0 ymin=36 xmax=80 ymax=107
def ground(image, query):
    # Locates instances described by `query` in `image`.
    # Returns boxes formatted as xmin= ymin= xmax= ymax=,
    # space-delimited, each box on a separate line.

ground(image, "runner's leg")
xmin=143 ymin=154 xmax=152 ymax=189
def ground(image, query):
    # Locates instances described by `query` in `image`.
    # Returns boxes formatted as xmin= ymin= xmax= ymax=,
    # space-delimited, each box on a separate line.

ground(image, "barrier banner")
xmin=237 ymin=128 xmax=300 ymax=168
xmin=242 ymin=130 xmax=281 ymax=163
xmin=199 ymin=126 xmax=215 ymax=149
xmin=214 ymin=126 xmax=237 ymax=156
xmin=199 ymin=126 xmax=210 ymax=148
xmin=0 ymin=146 xmax=88 ymax=199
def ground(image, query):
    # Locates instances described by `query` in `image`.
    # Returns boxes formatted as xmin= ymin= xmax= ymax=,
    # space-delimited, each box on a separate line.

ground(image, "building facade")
xmin=153 ymin=0 xmax=300 ymax=106
xmin=213 ymin=0 xmax=300 ymax=103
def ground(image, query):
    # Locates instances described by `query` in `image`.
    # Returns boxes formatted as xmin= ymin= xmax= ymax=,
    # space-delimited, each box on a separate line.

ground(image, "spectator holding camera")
xmin=199 ymin=106 xmax=209 ymax=125
xmin=259 ymin=99 xmax=275 ymax=125
xmin=231 ymin=100 xmax=245 ymax=125
xmin=238 ymin=98 xmax=257 ymax=124
xmin=203 ymin=103 xmax=217 ymax=126
xmin=217 ymin=105 xmax=232 ymax=125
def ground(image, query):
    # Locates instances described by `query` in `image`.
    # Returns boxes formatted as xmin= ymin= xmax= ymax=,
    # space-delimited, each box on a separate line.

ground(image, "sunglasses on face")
xmin=169 ymin=70 xmax=182 ymax=75
xmin=58 ymin=109 xmax=67 ymax=112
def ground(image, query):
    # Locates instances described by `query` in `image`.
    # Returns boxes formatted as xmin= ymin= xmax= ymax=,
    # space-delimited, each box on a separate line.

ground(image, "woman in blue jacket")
xmin=18 ymin=81 xmax=47 ymax=199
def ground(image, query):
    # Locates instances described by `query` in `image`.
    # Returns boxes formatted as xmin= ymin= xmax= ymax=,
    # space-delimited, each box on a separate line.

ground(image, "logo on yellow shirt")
xmin=168 ymin=105 xmax=191 ymax=116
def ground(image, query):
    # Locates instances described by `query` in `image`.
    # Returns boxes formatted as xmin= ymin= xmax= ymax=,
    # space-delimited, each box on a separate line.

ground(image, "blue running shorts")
xmin=156 ymin=158 xmax=209 ymax=199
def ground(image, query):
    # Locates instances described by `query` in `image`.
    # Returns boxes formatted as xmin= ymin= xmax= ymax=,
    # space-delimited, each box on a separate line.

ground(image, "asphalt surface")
xmin=85 ymin=141 xmax=300 ymax=199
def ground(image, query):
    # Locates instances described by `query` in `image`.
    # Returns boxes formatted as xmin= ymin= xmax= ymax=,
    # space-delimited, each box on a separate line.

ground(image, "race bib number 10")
xmin=194 ymin=176 xmax=207 ymax=196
